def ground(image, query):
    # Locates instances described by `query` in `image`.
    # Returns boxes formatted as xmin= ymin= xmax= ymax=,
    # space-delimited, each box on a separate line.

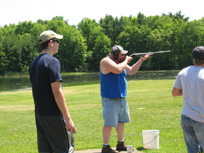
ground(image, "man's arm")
xmin=126 ymin=54 xmax=151 ymax=75
xmin=172 ymin=87 xmax=183 ymax=97
xmin=51 ymin=81 xmax=76 ymax=133
xmin=100 ymin=56 xmax=132 ymax=74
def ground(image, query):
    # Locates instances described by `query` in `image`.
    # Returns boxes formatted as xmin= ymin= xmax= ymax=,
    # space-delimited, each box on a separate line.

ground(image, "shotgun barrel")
xmin=130 ymin=50 xmax=171 ymax=58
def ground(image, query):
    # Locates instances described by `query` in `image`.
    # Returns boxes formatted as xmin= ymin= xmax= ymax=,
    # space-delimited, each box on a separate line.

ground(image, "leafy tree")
xmin=3 ymin=34 xmax=22 ymax=72
xmin=130 ymin=17 xmax=138 ymax=26
xmin=178 ymin=20 xmax=204 ymax=68
xmin=146 ymin=15 xmax=173 ymax=30
xmin=77 ymin=18 xmax=98 ymax=51
xmin=163 ymin=11 xmax=189 ymax=22
xmin=91 ymin=34 xmax=111 ymax=71
xmin=15 ymin=21 xmax=35 ymax=35
xmin=37 ymin=19 xmax=48 ymax=25
xmin=114 ymin=16 xmax=131 ymax=43
xmin=99 ymin=15 xmax=131 ymax=46
xmin=48 ymin=19 xmax=87 ymax=72
xmin=118 ymin=25 xmax=151 ymax=54
xmin=99 ymin=15 xmax=115 ymax=45
xmin=168 ymin=18 xmax=192 ymax=69
xmin=1 ymin=14 xmax=204 ymax=74
xmin=78 ymin=18 xmax=112 ymax=71
xmin=20 ymin=34 xmax=39 ymax=71
xmin=1 ymin=24 xmax=16 ymax=36
xmin=145 ymin=16 xmax=174 ymax=69
xmin=137 ymin=12 xmax=146 ymax=27
xmin=47 ymin=17 xmax=66 ymax=33
xmin=0 ymin=35 xmax=6 ymax=74
xmin=30 ymin=22 xmax=47 ymax=38
xmin=52 ymin=16 xmax=64 ymax=21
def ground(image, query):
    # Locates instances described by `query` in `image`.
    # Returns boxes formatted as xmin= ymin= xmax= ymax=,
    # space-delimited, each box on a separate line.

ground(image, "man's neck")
xmin=42 ymin=48 xmax=53 ymax=56
xmin=109 ymin=56 xmax=119 ymax=64
xmin=109 ymin=56 xmax=125 ymax=64
xmin=194 ymin=64 xmax=204 ymax=68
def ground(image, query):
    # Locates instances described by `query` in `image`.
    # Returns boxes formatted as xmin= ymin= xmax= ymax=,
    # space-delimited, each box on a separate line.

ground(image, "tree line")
xmin=0 ymin=11 xmax=204 ymax=75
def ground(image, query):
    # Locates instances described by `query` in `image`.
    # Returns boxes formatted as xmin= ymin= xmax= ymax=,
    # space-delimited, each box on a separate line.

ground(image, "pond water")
xmin=0 ymin=71 xmax=178 ymax=92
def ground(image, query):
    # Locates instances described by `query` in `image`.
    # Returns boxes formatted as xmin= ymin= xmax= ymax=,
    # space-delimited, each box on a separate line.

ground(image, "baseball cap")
xmin=192 ymin=46 xmax=204 ymax=60
xmin=39 ymin=30 xmax=63 ymax=44
xmin=111 ymin=45 xmax=128 ymax=54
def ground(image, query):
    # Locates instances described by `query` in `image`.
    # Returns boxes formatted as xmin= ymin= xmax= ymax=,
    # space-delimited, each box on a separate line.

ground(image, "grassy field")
xmin=0 ymin=79 xmax=186 ymax=153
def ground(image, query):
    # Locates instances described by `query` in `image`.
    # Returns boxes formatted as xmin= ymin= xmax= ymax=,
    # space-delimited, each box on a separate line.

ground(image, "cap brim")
xmin=55 ymin=34 xmax=63 ymax=39
xmin=121 ymin=50 xmax=128 ymax=54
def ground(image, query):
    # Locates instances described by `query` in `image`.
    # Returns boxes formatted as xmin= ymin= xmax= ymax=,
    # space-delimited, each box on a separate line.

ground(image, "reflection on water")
xmin=0 ymin=71 xmax=179 ymax=92
xmin=0 ymin=76 xmax=32 ymax=92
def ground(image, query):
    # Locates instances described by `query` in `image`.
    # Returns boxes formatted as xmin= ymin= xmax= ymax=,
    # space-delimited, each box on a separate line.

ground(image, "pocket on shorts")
xmin=102 ymin=97 xmax=111 ymax=107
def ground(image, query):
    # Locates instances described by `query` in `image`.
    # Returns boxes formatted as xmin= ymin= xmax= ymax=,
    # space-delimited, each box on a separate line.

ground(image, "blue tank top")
xmin=100 ymin=69 xmax=127 ymax=98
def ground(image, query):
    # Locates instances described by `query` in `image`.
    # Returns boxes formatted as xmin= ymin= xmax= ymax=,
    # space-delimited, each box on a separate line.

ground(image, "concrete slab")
xmin=74 ymin=147 xmax=144 ymax=153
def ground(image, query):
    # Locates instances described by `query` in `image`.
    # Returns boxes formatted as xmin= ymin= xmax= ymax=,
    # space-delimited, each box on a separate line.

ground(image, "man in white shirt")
xmin=172 ymin=46 xmax=204 ymax=153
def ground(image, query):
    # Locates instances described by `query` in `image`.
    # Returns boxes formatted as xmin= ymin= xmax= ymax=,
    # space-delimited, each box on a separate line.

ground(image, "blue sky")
xmin=0 ymin=0 xmax=203 ymax=26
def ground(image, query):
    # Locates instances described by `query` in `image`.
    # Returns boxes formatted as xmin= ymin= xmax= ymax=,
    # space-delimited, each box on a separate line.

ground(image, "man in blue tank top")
xmin=100 ymin=45 xmax=151 ymax=153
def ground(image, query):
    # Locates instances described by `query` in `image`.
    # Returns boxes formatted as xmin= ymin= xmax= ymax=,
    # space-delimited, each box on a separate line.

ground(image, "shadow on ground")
xmin=137 ymin=147 xmax=148 ymax=151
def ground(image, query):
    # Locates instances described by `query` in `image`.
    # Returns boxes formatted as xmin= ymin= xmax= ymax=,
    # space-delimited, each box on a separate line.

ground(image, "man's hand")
xmin=141 ymin=54 xmax=152 ymax=61
xmin=65 ymin=118 xmax=77 ymax=134
xmin=126 ymin=56 xmax=133 ymax=63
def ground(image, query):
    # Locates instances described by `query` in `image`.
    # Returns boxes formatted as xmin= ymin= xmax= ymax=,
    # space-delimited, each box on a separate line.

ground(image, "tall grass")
xmin=0 ymin=80 xmax=186 ymax=153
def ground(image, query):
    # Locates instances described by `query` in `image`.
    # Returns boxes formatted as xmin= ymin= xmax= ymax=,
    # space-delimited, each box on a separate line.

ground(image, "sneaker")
xmin=102 ymin=145 xmax=116 ymax=153
xmin=116 ymin=141 xmax=127 ymax=151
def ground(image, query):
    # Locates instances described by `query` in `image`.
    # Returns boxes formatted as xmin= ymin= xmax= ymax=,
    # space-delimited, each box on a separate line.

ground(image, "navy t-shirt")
xmin=29 ymin=53 xmax=62 ymax=115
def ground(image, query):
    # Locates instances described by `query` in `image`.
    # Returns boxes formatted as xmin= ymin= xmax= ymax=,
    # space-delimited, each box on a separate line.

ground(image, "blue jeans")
xmin=181 ymin=114 xmax=204 ymax=153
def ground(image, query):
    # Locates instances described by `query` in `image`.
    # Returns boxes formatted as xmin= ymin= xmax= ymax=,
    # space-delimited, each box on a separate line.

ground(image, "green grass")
xmin=0 ymin=80 xmax=186 ymax=153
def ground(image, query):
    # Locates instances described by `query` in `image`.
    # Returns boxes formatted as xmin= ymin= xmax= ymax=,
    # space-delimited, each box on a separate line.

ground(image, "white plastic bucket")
xmin=142 ymin=130 xmax=159 ymax=149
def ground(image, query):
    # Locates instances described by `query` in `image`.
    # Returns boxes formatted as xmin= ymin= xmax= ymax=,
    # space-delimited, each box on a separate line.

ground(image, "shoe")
xmin=102 ymin=145 xmax=116 ymax=153
xmin=116 ymin=141 xmax=127 ymax=151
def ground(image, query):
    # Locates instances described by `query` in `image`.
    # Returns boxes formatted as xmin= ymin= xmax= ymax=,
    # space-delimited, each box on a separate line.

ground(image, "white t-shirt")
xmin=174 ymin=65 xmax=204 ymax=122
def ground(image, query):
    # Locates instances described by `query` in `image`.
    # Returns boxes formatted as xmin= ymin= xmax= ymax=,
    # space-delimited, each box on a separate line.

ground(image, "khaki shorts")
xmin=102 ymin=97 xmax=130 ymax=127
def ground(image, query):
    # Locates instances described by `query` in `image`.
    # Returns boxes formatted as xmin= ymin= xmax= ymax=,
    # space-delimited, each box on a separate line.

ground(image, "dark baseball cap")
xmin=192 ymin=46 xmax=204 ymax=60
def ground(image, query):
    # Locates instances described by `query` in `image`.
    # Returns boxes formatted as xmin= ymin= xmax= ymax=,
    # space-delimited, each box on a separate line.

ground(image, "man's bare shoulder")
xmin=101 ymin=57 xmax=115 ymax=66
xmin=101 ymin=57 xmax=110 ymax=62
xmin=100 ymin=57 xmax=113 ymax=74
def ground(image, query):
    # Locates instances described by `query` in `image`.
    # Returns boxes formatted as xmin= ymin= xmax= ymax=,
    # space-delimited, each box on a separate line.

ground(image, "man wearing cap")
xmin=29 ymin=30 xmax=76 ymax=153
xmin=172 ymin=46 xmax=204 ymax=153
xmin=100 ymin=45 xmax=151 ymax=153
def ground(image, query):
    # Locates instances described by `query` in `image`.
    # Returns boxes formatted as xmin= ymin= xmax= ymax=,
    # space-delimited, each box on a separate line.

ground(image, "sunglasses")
xmin=52 ymin=39 xmax=59 ymax=43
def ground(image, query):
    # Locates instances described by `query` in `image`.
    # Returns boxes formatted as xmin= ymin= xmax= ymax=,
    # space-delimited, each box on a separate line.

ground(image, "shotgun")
xmin=129 ymin=50 xmax=171 ymax=58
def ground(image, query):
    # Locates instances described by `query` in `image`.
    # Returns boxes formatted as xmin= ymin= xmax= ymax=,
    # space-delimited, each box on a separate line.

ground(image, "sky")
xmin=0 ymin=0 xmax=204 ymax=27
